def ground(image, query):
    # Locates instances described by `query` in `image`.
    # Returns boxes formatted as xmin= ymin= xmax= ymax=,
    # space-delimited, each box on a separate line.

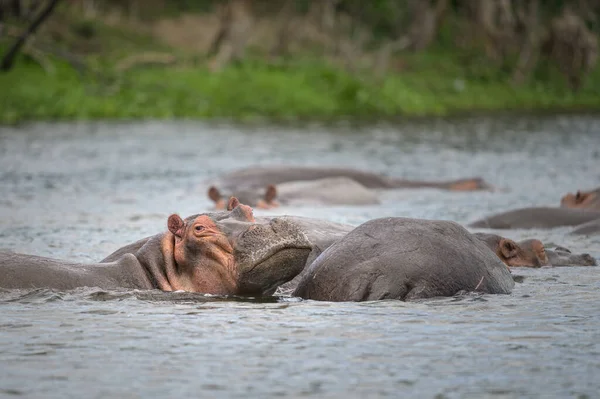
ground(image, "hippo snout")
xmin=580 ymin=253 xmax=598 ymax=266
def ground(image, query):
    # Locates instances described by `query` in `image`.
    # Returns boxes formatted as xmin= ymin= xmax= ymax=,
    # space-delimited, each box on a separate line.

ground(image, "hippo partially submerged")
xmin=208 ymin=177 xmax=381 ymax=209
xmin=206 ymin=166 xmax=492 ymax=209
xmin=0 ymin=199 xmax=313 ymax=295
xmin=561 ymin=186 xmax=600 ymax=211
xmin=293 ymin=217 xmax=515 ymax=301
xmin=569 ymin=218 xmax=600 ymax=236
xmin=473 ymin=233 xmax=597 ymax=267
xmin=468 ymin=207 xmax=600 ymax=230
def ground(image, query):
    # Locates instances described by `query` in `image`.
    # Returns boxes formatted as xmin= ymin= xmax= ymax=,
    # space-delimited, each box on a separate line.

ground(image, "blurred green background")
xmin=1 ymin=0 xmax=599 ymax=123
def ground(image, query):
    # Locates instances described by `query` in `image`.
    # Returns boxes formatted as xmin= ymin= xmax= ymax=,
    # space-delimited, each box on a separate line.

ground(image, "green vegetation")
xmin=1 ymin=2 xmax=599 ymax=124
xmin=2 ymin=51 xmax=599 ymax=125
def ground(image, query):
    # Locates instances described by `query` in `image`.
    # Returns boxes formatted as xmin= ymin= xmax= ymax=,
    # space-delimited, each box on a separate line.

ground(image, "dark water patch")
xmin=0 ymin=389 xmax=24 ymax=396
xmin=79 ymin=309 xmax=121 ymax=315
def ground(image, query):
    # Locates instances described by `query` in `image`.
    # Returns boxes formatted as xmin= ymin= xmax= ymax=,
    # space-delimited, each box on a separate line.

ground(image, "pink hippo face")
xmin=165 ymin=197 xmax=311 ymax=295
xmin=560 ymin=187 xmax=600 ymax=211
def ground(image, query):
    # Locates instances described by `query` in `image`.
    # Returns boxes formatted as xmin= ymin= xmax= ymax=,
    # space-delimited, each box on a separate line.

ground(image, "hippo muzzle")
xmin=221 ymin=218 xmax=313 ymax=295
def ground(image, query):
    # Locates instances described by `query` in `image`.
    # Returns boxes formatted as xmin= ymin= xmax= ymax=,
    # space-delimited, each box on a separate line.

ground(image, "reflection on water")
xmin=1 ymin=115 xmax=599 ymax=397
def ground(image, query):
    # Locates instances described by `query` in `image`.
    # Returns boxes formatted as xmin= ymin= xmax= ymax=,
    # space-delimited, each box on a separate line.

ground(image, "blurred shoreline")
xmin=1 ymin=2 xmax=599 ymax=125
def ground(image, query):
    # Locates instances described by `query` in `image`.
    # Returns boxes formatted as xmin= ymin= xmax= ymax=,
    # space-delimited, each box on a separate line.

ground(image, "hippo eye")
xmin=195 ymin=225 xmax=205 ymax=232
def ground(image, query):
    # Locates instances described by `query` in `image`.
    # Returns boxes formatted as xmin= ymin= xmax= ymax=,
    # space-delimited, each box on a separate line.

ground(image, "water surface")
xmin=1 ymin=116 xmax=599 ymax=398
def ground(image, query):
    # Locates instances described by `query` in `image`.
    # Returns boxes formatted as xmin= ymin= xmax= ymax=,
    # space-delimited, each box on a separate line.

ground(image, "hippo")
xmin=545 ymin=246 xmax=597 ymax=266
xmin=468 ymin=207 xmax=600 ymax=229
xmin=102 ymin=209 xmax=354 ymax=280
xmin=561 ymin=186 xmax=600 ymax=211
xmin=473 ymin=233 xmax=597 ymax=267
xmin=472 ymin=233 xmax=549 ymax=268
xmin=206 ymin=166 xmax=492 ymax=209
xmin=0 ymin=198 xmax=313 ymax=296
xmin=208 ymin=177 xmax=381 ymax=209
xmin=569 ymin=218 xmax=600 ymax=235
xmin=293 ymin=217 xmax=514 ymax=302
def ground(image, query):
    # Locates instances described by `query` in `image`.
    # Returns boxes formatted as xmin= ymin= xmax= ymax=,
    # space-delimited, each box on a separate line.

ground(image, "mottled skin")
xmin=293 ymin=217 xmax=514 ymax=302
xmin=0 ymin=198 xmax=312 ymax=295
xmin=468 ymin=207 xmax=600 ymax=229
xmin=473 ymin=233 xmax=597 ymax=267
xmin=561 ymin=187 xmax=600 ymax=211
xmin=206 ymin=166 xmax=492 ymax=209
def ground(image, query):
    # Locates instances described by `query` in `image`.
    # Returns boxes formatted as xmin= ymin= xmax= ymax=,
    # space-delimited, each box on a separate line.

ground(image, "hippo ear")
xmin=208 ymin=186 xmax=222 ymax=203
xmin=227 ymin=196 xmax=240 ymax=211
xmin=264 ymin=184 xmax=277 ymax=203
xmin=168 ymin=214 xmax=185 ymax=238
xmin=499 ymin=239 xmax=518 ymax=259
xmin=575 ymin=191 xmax=582 ymax=202
xmin=554 ymin=246 xmax=571 ymax=253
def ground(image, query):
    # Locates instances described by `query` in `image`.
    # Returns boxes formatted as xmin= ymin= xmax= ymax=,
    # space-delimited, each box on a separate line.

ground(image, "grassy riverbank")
xmin=1 ymin=19 xmax=599 ymax=124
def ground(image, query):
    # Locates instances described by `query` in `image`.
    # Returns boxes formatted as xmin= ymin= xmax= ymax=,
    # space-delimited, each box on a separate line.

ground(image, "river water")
xmin=0 ymin=116 xmax=599 ymax=398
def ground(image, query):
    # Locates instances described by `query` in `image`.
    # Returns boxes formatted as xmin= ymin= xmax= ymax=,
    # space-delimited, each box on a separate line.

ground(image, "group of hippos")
xmin=1 ymin=166 xmax=598 ymax=302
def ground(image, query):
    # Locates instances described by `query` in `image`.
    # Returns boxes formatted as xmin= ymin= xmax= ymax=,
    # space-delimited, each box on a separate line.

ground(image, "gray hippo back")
xmin=294 ymin=217 xmax=514 ymax=301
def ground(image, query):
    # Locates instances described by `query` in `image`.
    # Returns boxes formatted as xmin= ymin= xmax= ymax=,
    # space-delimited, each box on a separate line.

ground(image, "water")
xmin=1 ymin=116 xmax=599 ymax=398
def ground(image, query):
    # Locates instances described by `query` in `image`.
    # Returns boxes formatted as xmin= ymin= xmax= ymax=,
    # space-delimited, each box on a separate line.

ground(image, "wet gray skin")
xmin=0 ymin=203 xmax=313 ymax=296
xmin=294 ymin=217 xmax=514 ymax=302
xmin=468 ymin=207 xmax=600 ymax=229
xmin=569 ymin=218 xmax=600 ymax=236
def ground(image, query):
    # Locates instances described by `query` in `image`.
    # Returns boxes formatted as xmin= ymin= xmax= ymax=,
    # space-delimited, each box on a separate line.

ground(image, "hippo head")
xmin=473 ymin=233 xmax=549 ymax=268
xmin=560 ymin=188 xmax=599 ymax=210
xmin=208 ymin=186 xmax=279 ymax=210
xmin=165 ymin=197 xmax=311 ymax=295
xmin=545 ymin=246 xmax=597 ymax=267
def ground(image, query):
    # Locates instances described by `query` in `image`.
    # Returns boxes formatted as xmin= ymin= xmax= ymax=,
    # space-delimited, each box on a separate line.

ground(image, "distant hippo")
xmin=206 ymin=165 xmax=492 ymax=209
xmin=473 ymin=233 xmax=597 ymax=267
xmin=473 ymin=233 xmax=549 ymax=268
xmin=545 ymin=246 xmax=597 ymax=266
xmin=561 ymin=186 xmax=600 ymax=211
xmin=208 ymin=177 xmax=381 ymax=209
xmin=468 ymin=207 xmax=600 ymax=229
xmin=0 ymin=198 xmax=313 ymax=296
xmin=569 ymin=218 xmax=600 ymax=235
xmin=293 ymin=217 xmax=514 ymax=302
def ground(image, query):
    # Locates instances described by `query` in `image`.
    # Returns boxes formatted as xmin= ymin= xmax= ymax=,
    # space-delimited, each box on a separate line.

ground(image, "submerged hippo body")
xmin=209 ymin=177 xmax=381 ymax=209
xmin=473 ymin=233 xmax=597 ymax=267
xmin=561 ymin=187 xmax=600 ymax=211
xmin=206 ymin=166 xmax=492 ymax=209
xmin=0 ymin=252 xmax=153 ymax=290
xmin=468 ymin=207 xmax=600 ymax=229
xmin=569 ymin=218 xmax=600 ymax=236
xmin=546 ymin=246 xmax=597 ymax=266
xmin=0 ymin=199 xmax=312 ymax=296
xmin=293 ymin=218 xmax=514 ymax=302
